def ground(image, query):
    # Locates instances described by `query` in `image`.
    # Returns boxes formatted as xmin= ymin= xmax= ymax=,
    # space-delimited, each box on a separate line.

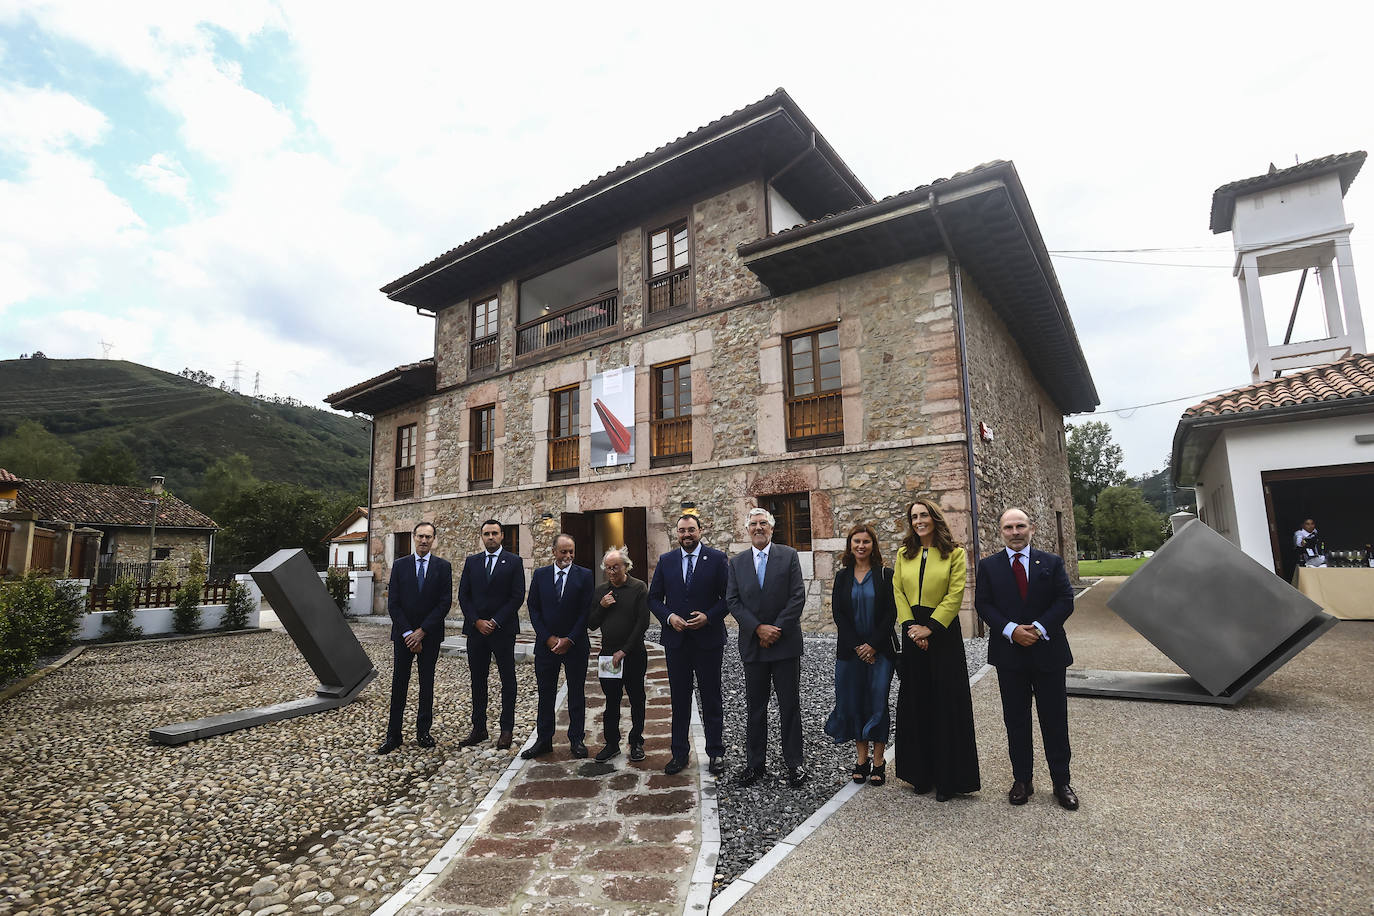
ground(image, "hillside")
xmin=0 ymin=358 xmax=369 ymax=500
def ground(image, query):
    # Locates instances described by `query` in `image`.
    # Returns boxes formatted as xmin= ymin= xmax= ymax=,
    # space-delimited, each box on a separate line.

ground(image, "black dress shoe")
xmin=520 ymin=742 xmax=553 ymax=760
xmin=570 ymin=742 xmax=589 ymax=759
xmin=458 ymin=730 xmax=488 ymax=748
xmin=788 ymin=767 xmax=808 ymax=788
xmin=417 ymin=734 xmax=437 ymax=748
xmin=595 ymin=744 xmax=620 ymax=762
xmin=375 ymin=739 xmax=401 ymax=755
xmin=664 ymin=756 xmax=689 ymax=775
xmin=1053 ymin=784 xmax=1080 ymax=811
xmin=495 ymin=730 xmax=513 ymax=749
xmin=1008 ymin=780 xmax=1033 ymax=806
xmin=708 ymin=756 xmax=726 ymax=776
xmin=935 ymin=790 xmax=951 ymax=802
xmin=628 ymin=742 xmax=645 ymax=762
xmin=734 ymin=765 xmax=765 ymax=787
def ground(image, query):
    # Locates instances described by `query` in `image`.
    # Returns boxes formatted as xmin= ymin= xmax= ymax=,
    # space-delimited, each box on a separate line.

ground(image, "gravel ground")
xmin=0 ymin=625 xmax=536 ymax=916
xmin=712 ymin=630 xmax=987 ymax=891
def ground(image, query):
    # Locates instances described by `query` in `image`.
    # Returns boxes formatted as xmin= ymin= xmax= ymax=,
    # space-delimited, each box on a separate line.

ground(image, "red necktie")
xmin=1012 ymin=553 xmax=1028 ymax=600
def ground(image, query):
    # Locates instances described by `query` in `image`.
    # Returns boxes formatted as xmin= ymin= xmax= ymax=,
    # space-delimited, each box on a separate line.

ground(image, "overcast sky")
xmin=2 ymin=1 xmax=1370 ymax=476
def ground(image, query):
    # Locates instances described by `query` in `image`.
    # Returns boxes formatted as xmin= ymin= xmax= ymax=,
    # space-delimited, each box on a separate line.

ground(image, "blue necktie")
xmin=556 ymin=568 xmax=565 ymax=598
xmin=755 ymin=551 xmax=767 ymax=588
xmin=417 ymin=557 xmax=426 ymax=588
xmin=486 ymin=554 xmax=496 ymax=578
xmin=685 ymin=553 xmax=696 ymax=588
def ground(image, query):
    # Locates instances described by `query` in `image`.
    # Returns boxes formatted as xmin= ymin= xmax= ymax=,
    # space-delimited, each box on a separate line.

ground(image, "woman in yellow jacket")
xmin=893 ymin=496 xmax=980 ymax=801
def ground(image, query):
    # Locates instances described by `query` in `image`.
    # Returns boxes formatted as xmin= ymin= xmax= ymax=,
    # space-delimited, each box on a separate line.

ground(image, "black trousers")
xmin=466 ymin=631 xmax=517 ymax=733
xmin=534 ymin=645 xmax=588 ymax=744
xmin=666 ymin=644 xmax=725 ymax=759
xmin=386 ymin=636 xmax=440 ymax=742
xmin=600 ymin=651 xmax=647 ymax=746
xmin=996 ymin=665 xmax=1071 ymax=785
xmin=743 ymin=655 xmax=803 ymax=770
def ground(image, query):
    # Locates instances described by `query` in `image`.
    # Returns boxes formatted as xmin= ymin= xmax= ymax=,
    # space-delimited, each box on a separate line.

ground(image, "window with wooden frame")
xmin=763 ymin=493 xmax=812 ymax=551
xmin=650 ymin=359 xmax=691 ymax=467
xmin=501 ymin=524 xmax=520 ymax=556
xmin=647 ymin=221 xmax=691 ymax=315
xmin=548 ymin=385 xmax=579 ymax=477
xmin=470 ymin=294 xmax=500 ymax=374
xmin=394 ymin=423 xmax=417 ymax=499
xmin=394 ymin=531 xmax=412 ymax=559
xmin=784 ymin=326 xmax=843 ymax=449
xmin=469 ymin=404 xmax=495 ymax=487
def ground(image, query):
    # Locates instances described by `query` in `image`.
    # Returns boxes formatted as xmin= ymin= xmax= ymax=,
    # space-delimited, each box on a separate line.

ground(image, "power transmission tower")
xmin=229 ymin=360 xmax=243 ymax=391
xmin=100 ymin=340 xmax=114 ymax=359
xmin=253 ymin=371 xmax=261 ymax=397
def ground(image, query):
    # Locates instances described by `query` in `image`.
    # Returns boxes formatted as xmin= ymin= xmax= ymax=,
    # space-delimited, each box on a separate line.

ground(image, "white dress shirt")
xmin=1001 ymin=546 xmax=1048 ymax=643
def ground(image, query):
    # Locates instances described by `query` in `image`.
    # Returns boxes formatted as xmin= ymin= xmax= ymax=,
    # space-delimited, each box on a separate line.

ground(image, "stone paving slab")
xmin=397 ymin=642 xmax=700 ymax=915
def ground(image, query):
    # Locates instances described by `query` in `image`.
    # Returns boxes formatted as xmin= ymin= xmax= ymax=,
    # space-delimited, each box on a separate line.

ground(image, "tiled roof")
xmin=17 ymin=479 xmax=218 ymax=528
xmin=1182 ymin=354 xmax=1374 ymax=417
xmin=1209 ymin=151 xmax=1366 ymax=233
xmin=0 ymin=467 xmax=19 ymax=484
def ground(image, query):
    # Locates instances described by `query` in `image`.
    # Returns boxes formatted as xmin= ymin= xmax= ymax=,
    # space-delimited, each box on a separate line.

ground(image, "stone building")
xmin=328 ymin=90 xmax=1098 ymax=630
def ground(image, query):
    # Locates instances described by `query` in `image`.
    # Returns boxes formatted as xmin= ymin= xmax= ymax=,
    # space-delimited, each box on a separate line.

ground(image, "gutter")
xmin=928 ymin=191 xmax=985 ymax=637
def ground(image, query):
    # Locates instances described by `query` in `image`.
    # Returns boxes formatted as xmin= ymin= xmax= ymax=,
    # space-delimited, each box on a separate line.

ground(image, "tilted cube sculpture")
xmin=1067 ymin=520 xmax=1336 ymax=705
xmin=150 ymin=549 xmax=377 ymax=744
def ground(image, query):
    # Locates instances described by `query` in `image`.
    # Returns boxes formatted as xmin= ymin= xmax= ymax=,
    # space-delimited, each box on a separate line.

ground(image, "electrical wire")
xmin=1091 ymin=385 xmax=1244 ymax=417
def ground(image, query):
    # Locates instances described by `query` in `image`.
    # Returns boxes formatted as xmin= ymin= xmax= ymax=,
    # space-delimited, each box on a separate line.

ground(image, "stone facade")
xmin=108 ymin=527 xmax=213 ymax=566
xmin=363 ymin=179 xmax=1080 ymax=632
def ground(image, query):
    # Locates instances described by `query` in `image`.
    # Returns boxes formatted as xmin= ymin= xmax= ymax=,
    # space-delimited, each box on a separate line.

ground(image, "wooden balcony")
xmin=469 ymin=449 xmax=493 ymax=486
xmin=786 ymin=391 xmax=844 ymax=448
xmin=393 ymin=465 xmax=416 ymax=500
xmin=469 ymin=334 xmax=498 ymax=374
xmin=650 ymin=415 xmax=691 ymax=467
xmin=648 ymin=266 xmax=691 ymax=315
xmin=517 ymin=292 xmax=618 ymax=356
xmin=548 ymin=435 xmax=579 ymax=477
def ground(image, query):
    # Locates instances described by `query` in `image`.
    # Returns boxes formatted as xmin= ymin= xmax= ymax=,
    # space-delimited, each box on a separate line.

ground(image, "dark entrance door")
xmin=1261 ymin=462 xmax=1374 ymax=578
xmin=560 ymin=507 xmax=648 ymax=584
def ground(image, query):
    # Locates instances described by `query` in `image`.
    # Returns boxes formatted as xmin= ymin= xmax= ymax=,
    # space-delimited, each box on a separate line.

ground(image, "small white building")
xmin=323 ymin=506 xmax=368 ymax=569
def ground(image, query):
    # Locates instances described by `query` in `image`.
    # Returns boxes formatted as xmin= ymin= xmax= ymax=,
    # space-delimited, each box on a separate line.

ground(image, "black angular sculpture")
xmin=150 ymin=549 xmax=377 ymax=744
xmin=1067 ymin=519 xmax=1337 ymax=705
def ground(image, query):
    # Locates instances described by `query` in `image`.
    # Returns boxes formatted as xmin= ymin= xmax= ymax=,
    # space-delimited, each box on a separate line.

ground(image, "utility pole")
xmin=229 ymin=361 xmax=243 ymax=391
xmin=145 ymin=476 xmax=164 ymax=577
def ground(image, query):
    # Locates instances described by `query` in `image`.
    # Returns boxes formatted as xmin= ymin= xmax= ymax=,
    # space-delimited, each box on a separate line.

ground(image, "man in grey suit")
xmin=726 ymin=507 xmax=808 ymax=788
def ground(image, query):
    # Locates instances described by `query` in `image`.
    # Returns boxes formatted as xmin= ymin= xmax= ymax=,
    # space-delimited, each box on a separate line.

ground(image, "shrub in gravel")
xmin=102 ymin=576 xmax=142 ymax=640
xmin=222 ymin=580 xmax=253 ymax=630
xmin=325 ymin=566 xmax=350 ymax=614
xmin=172 ymin=579 xmax=203 ymax=634
xmin=0 ymin=572 xmax=84 ymax=678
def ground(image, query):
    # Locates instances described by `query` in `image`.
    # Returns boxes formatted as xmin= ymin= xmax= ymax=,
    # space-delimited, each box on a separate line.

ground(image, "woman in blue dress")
xmin=824 ymin=523 xmax=898 ymax=786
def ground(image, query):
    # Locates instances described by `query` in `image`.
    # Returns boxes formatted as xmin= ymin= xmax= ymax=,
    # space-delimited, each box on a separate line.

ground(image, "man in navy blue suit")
xmin=457 ymin=519 xmax=526 ymax=750
xmin=975 ymin=507 xmax=1080 ymax=810
xmin=649 ymin=513 xmax=730 ymax=776
xmin=377 ymin=521 xmax=452 ymax=754
xmin=521 ymin=533 xmax=595 ymax=759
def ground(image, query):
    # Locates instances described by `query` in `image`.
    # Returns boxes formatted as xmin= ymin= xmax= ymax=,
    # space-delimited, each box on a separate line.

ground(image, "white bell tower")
xmin=1210 ymin=152 xmax=1366 ymax=381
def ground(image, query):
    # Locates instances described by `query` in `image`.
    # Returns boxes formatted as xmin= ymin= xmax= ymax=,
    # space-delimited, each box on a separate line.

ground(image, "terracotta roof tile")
xmin=0 ymin=467 xmax=19 ymax=484
xmin=1182 ymin=354 xmax=1374 ymax=418
xmin=16 ymin=479 xmax=218 ymax=528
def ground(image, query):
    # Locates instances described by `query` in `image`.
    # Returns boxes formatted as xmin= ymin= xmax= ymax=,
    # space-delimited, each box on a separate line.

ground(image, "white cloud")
xmin=0 ymin=82 xmax=107 ymax=155
xmin=132 ymin=152 xmax=190 ymax=201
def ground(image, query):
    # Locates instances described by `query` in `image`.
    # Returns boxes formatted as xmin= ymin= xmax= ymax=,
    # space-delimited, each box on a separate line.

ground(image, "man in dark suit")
xmin=522 ymin=533 xmax=595 ymax=759
xmin=975 ymin=507 xmax=1079 ymax=811
xmin=377 ymin=521 xmax=452 ymax=754
xmin=648 ymin=513 xmax=730 ymax=776
xmin=726 ymin=507 xmax=807 ymax=788
xmin=456 ymin=519 xmax=525 ymax=750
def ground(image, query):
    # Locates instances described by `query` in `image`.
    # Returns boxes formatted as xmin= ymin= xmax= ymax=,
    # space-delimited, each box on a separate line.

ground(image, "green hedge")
xmin=0 ymin=572 xmax=85 ymax=682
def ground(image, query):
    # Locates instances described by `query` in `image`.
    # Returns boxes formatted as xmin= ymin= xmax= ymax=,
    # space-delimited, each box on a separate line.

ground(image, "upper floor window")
xmin=763 ymin=493 xmax=812 ymax=551
xmin=470 ymin=404 xmax=495 ymax=487
xmin=549 ymin=385 xmax=579 ymax=478
xmin=470 ymin=295 xmax=499 ymax=374
xmin=648 ymin=222 xmax=690 ymax=315
xmin=785 ymin=326 xmax=843 ymax=449
xmin=394 ymin=423 xmax=417 ymax=499
xmin=518 ymin=246 xmax=619 ymax=355
xmin=651 ymin=359 xmax=692 ymax=467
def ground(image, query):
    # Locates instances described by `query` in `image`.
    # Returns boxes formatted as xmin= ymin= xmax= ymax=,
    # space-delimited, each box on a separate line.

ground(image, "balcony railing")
xmin=469 ymin=334 xmax=498 ymax=373
xmin=517 ymin=291 xmax=618 ymax=355
xmin=394 ymin=465 xmax=416 ymax=500
xmin=786 ymin=392 xmax=844 ymax=446
xmin=548 ymin=435 xmax=578 ymax=476
xmin=650 ymin=415 xmax=692 ymax=466
xmin=648 ymin=267 xmax=691 ymax=315
xmin=469 ymin=449 xmax=493 ymax=485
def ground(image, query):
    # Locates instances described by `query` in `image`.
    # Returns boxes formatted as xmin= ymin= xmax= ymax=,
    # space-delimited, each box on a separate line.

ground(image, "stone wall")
xmin=961 ymin=276 xmax=1079 ymax=579
xmin=110 ymin=528 xmax=213 ymax=566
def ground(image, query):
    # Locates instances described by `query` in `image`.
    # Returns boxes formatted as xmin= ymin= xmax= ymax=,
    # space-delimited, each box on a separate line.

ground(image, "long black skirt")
xmin=894 ymin=615 xmax=981 ymax=795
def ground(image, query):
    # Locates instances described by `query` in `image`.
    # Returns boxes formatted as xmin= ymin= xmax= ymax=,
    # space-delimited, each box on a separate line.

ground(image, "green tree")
xmin=215 ymin=481 xmax=350 ymax=567
xmin=1093 ymin=486 xmax=1166 ymax=553
xmin=0 ymin=419 xmax=78 ymax=480
xmin=194 ymin=453 xmax=259 ymax=518
xmin=1068 ymin=421 xmax=1127 ymax=512
xmin=78 ymin=437 xmax=140 ymax=486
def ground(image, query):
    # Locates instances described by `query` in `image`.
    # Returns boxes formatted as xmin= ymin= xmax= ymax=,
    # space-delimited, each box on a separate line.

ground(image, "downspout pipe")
xmin=928 ymin=192 xmax=985 ymax=636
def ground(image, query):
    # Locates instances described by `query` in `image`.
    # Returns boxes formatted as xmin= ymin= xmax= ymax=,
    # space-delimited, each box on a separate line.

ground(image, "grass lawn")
xmin=1078 ymin=557 xmax=1149 ymax=577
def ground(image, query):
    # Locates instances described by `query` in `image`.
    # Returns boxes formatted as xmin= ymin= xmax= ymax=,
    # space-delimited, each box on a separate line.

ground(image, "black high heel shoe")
xmin=851 ymin=760 xmax=871 ymax=783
